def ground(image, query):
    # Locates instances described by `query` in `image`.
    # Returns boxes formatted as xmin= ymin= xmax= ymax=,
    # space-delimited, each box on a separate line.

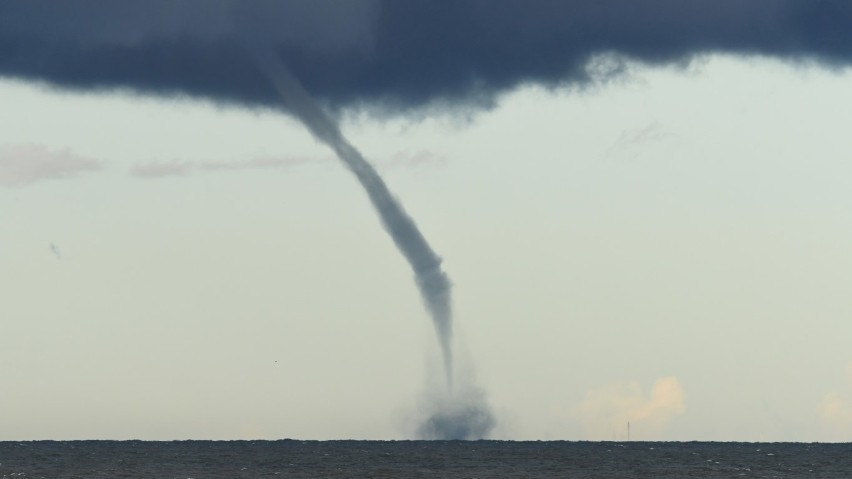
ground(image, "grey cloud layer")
xmin=130 ymin=150 xmax=445 ymax=179
xmin=130 ymin=156 xmax=311 ymax=178
xmin=2 ymin=1 xmax=851 ymax=113
xmin=0 ymin=144 xmax=101 ymax=187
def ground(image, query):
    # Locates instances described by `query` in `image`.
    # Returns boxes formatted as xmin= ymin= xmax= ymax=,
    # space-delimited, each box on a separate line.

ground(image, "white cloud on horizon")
xmin=574 ymin=376 xmax=686 ymax=440
xmin=819 ymin=362 xmax=852 ymax=439
xmin=0 ymin=143 xmax=102 ymax=187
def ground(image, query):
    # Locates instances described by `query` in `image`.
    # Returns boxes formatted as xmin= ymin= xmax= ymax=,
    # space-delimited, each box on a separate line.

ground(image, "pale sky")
xmin=3 ymin=54 xmax=852 ymax=441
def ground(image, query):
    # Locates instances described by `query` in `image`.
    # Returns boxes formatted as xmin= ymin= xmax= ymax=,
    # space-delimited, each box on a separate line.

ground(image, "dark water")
xmin=1 ymin=440 xmax=850 ymax=478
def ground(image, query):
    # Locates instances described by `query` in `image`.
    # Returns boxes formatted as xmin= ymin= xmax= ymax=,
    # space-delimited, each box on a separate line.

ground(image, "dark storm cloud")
xmin=1 ymin=1 xmax=851 ymax=113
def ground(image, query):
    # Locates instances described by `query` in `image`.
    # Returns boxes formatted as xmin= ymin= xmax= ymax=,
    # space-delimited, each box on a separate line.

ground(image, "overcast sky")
xmin=3 ymin=1 xmax=852 ymax=442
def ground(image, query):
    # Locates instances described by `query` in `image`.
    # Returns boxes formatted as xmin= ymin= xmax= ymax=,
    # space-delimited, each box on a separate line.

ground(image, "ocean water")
xmin=1 ymin=440 xmax=850 ymax=478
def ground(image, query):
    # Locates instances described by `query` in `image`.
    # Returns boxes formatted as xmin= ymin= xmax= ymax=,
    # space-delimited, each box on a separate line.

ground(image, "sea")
xmin=1 ymin=440 xmax=850 ymax=478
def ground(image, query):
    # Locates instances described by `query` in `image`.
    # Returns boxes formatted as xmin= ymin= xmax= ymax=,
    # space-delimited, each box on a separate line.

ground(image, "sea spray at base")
xmin=417 ymin=382 xmax=496 ymax=440
xmin=251 ymin=48 xmax=494 ymax=439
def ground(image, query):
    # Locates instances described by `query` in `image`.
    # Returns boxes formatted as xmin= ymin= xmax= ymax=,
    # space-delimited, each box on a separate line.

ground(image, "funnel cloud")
xmin=251 ymin=48 xmax=453 ymax=381
xmin=251 ymin=48 xmax=492 ymax=438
